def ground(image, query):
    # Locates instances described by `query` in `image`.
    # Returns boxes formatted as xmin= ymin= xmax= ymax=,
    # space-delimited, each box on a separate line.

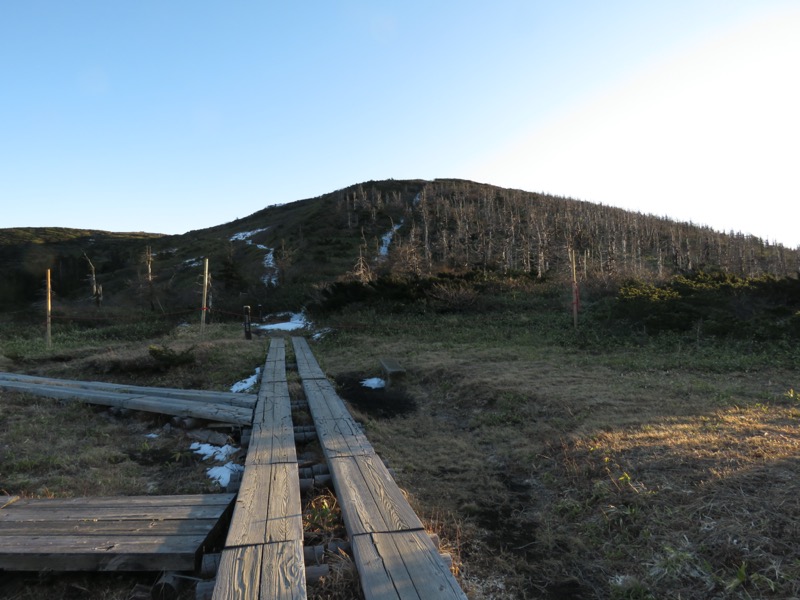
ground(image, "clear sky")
xmin=2 ymin=1 xmax=798 ymax=247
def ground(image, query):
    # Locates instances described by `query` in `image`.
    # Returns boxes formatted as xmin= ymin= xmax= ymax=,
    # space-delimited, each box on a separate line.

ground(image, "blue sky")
xmin=2 ymin=1 xmax=798 ymax=247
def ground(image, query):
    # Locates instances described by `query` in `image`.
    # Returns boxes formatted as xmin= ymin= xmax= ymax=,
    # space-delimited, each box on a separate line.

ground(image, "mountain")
xmin=0 ymin=179 xmax=797 ymax=316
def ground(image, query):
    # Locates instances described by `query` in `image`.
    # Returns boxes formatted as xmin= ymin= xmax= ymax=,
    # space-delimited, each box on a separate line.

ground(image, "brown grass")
xmin=313 ymin=317 xmax=800 ymax=599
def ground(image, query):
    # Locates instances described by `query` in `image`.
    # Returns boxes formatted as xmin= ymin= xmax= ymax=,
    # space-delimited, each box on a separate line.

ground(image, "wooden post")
xmin=570 ymin=248 xmax=579 ymax=330
xmin=200 ymin=258 xmax=209 ymax=334
xmin=243 ymin=305 xmax=252 ymax=340
xmin=46 ymin=269 xmax=52 ymax=350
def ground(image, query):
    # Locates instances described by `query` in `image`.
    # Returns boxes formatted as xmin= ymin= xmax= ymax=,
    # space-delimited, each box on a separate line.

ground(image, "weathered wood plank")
xmin=0 ymin=493 xmax=234 ymax=509
xmin=260 ymin=540 xmax=307 ymax=599
xmin=351 ymin=533 xmax=417 ymax=600
xmin=0 ymin=518 xmax=222 ymax=537
xmin=293 ymin=339 xmax=466 ymax=599
xmin=0 ymin=504 xmax=232 ymax=522
xmin=291 ymin=337 xmax=326 ymax=380
xmin=0 ymin=381 xmax=253 ymax=424
xmin=223 ymin=464 xmax=302 ymax=547
xmin=328 ymin=455 xmax=423 ymax=536
xmin=352 ymin=531 xmax=466 ymax=599
xmin=301 ymin=378 xmax=374 ymax=458
xmin=246 ymin=420 xmax=296 ymax=466
xmin=0 ymin=535 xmax=206 ymax=572
xmin=262 ymin=338 xmax=287 ymax=384
xmin=213 ymin=546 xmax=263 ymax=600
xmin=0 ymin=372 xmax=256 ymax=407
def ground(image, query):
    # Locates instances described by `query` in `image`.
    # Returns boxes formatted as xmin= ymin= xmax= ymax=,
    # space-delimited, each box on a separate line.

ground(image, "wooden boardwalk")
xmin=212 ymin=338 xmax=307 ymax=600
xmin=0 ymin=493 xmax=234 ymax=572
xmin=292 ymin=337 xmax=466 ymax=600
xmin=0 ymin=372 xmax=254 ymax=425
xmin=0 ymin=338 xmax=467 ymax=599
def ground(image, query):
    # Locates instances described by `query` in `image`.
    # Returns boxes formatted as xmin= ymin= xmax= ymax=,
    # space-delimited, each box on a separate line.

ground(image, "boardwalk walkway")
xmin=212 ymin=338 xmax=306 ymax=599
xmin=292 ymin=337 xmax=466 ymax=600
xmin=1 ymin=337 xmax=467 ymax=599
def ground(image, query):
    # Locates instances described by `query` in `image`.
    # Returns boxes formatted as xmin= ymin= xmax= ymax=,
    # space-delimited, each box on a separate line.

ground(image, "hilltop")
xmin=0 ymin=179 xmax=798 ymax=336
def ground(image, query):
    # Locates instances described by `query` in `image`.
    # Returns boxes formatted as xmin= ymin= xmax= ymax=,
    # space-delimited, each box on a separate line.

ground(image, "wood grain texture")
xmin=213 ymin=546 xmax=263 ymax=600
xmin=301 ymin=378 xmax=373 ymax=458
xmin=223 ymin=464 xmax=302 ymax=547
xmin=352 ymin=532 xmax=467 ymax=600
xmin=328 ymin=455 xmax=422 ymax=536
xmin=213 ymin=542 xmax=306 ymax=600
xmin=0 ymin=372 xmax=256 ymax=407
xmin=292 ymin=337 xmax=466 ymax=599
xmin=260 ymin=540 xmax=307 ymax=599
xmin=0 ymin=381 xmax=253 ymax=424
xmin=262 ymin=338 xmax=287 ymax=383
xmin=0 ymin=490 xmax=233 ymax=572
xmin=291 ymin=337 xmax=326 ymax=380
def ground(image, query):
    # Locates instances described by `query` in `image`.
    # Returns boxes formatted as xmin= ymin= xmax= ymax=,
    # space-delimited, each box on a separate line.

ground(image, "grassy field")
xmin=1 ymin=292 xmax=799 ymax=599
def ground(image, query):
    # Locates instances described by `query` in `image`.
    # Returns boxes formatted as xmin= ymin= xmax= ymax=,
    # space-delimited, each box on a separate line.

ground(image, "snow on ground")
xmin=207 ymin=463 xmax=244 ymax=488
xmin=189 ymin=442 xmax=243 ymax=487
xmin=229 ymin=227 xmax=269 ymax=243
xmin=231 ymin=367 xmax=260 ymax=393
xmin=229 ymin=228 xmax=279 ymax=286
xmin=361 ymin=377 xmax=386 ymax=389
xmin=313 ymin=328 xmax=333 ymax=341
xmin=183 ymin=257 xmax=203 ymax=267
xmin=144 ymin=433 xmax=160 ymax=439
xmin=257 ymin=312 xmax=310 ymax=331
xmin=379 ymin=220 xmax=404 ymax=257
xmin=190 ymin=442 xmax=239 ymax=462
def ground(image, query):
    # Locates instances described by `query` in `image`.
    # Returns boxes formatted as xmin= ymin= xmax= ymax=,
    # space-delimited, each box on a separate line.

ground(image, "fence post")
xmin=46 ymin=269 xmax=52 ymax=350
xmin=243 ymin=305 xmax=252 ymax=340
xmin=200 ymin=258 xmax=209 ymax=334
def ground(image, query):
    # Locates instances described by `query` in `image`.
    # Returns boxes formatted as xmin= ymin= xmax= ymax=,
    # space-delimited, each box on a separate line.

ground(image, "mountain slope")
xmin=0 ymin=179 xmax=797 ymax=315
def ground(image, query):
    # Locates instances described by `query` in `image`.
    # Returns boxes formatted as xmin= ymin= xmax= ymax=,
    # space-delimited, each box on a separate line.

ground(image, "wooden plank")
xmin=223 ymin=464 xmax=302 ymax=547
xmin=352 ymin=531 xmax=466 ymax=600
xmin=328 ymin=455 xmax=423 ymax=536
xmin=0 ymin=534 xmax=205 ymax=572
xmin=291 ymin=337 xmax=326 ymax=380
xmin=213 ymin=546 xmax=262 ymax=600
xmin=0 ymin=518 xmax=222 ymax=537
xmin=260 ymin=540 xmax=307 ymax=599
xmin=262 ymin=338 xmax=287 ymax=384
xmin=302 ymin=378 xmax=373 ymax=458
xmin=0 ymin=381 xmax=253 ymax=424
xmin=213 ymin=542 xmax=306 ymax=600
xmin=0 ymin=493 xmax=234 ymax=509
xmin=0 ymin=504 xmax=233 ymax=522
xmin=0 ymin=372 xmax=257 ymax=407
xmin=246 ymin=420 xmax=296 ymax=466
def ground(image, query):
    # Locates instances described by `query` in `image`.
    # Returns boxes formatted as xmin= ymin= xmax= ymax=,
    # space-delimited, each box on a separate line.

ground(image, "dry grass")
xmin=0 ymin=323 xmax=266 ymax=600
xmin=313 ymin=312 xmax=800 ymax=599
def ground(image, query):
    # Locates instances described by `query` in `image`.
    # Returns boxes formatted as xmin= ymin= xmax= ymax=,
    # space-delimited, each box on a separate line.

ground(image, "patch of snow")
xmin=144 ymin=433 xmax=159 ymax=439
xmin=207 ymin=462 xmax=244 ymax=488
xmin=413 ymin=193 xmax=422 ymax=206
xmin=257 ymin=312 xmax=310 ymax=331
xmin=379 ymin=220 xmax=404 ymax=257
xmin=261 ymin=248 xmax=278 ymax=286
xmin=183 ymin=257 xmax=203 ymax=267
xmin=229 ymin=228 xmax=279 ymax=286
xmin=190 ymin=442 xmax=239 ymax=462
xmin=361 ymin=377 xmax=386 ymax=389
xmin=313 ymin=327 xmax=333 ymax=341
xmin=230 ymin=227 xmax=269 ymax=243
xmin=231 ymin=367 xmax=260 ymax=393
